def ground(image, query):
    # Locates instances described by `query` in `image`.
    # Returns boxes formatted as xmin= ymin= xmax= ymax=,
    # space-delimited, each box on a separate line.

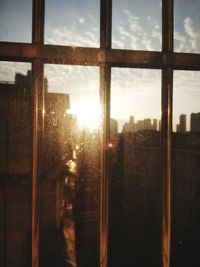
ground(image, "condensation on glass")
xmin=0 ymin=61 xmax=32 ymax=267
xmin=0 ymin=0 xmax=32 ymax=43
xmin=44 ymin=0 xmax=100 ymax=47
xmin=40 ymin=64 xmax=101 ymax=267
xmin=109 ymin=68 xmax=161 ymax=267
xmin=112 ymin=0 xmax=162 ymax=51
xmin=174 ymin=0 xmax=200 ymax=54
xmin=172 ymin=71 xmax=200 ymax=267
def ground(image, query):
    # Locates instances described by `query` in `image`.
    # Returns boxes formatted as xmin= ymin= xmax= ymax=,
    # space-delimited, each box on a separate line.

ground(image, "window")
xmin=0 ymin=0 xmax=200 ymax=267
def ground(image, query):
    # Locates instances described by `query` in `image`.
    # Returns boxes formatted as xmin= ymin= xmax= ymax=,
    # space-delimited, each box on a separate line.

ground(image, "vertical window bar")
xmin=32 ymin=1 xmax=45 ymax=267
xmin=162 ymin=1 xmax=173 ymax=267
xmin=32 ymin=0 xmax=45 ymax=44
xmin=32 ymin=60 xmax=44 ymax=267
xmin=99 ymin=65 xmax=111 ymax=267
xmin=100 ymin=1 xmax=112 ymax=267
xmin=162 ymin=0 xmax=174 ymax=53
xmin=100 ymin=0 xmax=112 ymax=49
xmin=161 ymin=67 xmax=173 ymax=267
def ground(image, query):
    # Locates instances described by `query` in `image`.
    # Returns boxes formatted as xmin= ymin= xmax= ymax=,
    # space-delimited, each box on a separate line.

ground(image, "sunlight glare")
xmin=67 ymin=99 xmax=102 ymax=131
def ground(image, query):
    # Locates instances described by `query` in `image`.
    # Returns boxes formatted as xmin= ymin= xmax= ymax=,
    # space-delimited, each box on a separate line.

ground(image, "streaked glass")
xmin=172 ymin=71 xmax=200 ymax=267
xmin=41 ymin=64 xmax=101 ymax=267
xmin=109 ymin=68 xmax=161 ymax=267
xmin=0 ymin=61 xmax=32 ymax=267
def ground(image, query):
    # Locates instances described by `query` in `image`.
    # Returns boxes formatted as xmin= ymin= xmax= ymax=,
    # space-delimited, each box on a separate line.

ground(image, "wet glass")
xmin=45 ymin=0 xmax=100 ymax=47
xmin=0 ymin=0 xmax=32 ymax=43
xmin=174 ymin=0 xmax=200 ymax=54
xmin=0 ymin=61 xmax=32 ymax=267
xmin=172 ymin=71 xmax=200 ymax=267
xmin=40 ymin=65 xmax=101 ymax=267
xmin=109 ymin=68 xmax=161 ymax=266
xmin=112 ymin=0 xmax=162 ymax=51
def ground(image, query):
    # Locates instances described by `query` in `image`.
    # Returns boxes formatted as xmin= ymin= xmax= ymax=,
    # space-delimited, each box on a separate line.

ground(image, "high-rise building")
xmin=110 ymin=118 xmax=118 ymax=138
xmin=153 ymin=119 xmax=158 ymax=131
xmin=177 ymin=114 xmax=186 ymax=133
xmin=179 ymin=114 xmax=186 ymax=132
xmin=191 ymin=112 xmax=200 ymax=132
xmin=123 ymin=116 xmax=135 ymax=133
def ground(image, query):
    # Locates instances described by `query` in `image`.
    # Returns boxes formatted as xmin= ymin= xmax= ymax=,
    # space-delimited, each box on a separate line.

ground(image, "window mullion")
xmin=161 ymin=67 xmax=173 ymax=267
xmin=162 ymin=1 xmax=173 ymax=267
xmin=32 ymin=1 xmax=45 ymax=267
xmin=100 ymin=1 xmax=112 ymax=267
xmin=162 ymin=0 xmax=174 ymax=53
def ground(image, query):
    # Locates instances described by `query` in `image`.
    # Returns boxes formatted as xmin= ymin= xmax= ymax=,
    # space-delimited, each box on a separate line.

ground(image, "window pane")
xmin=172 ymin=71 xmax=200 ymax=267
xmin=174 ymin=0 xmax=200 ymax=53
xmin=112 ymin=0 xmax=161 ymax=51
xmin=0 ymin=0 xmax=32 ymax=43
xmin=109 ymin=68 xmax=161 ymax=266
xmin=41 ymin=65 xmax=101 ymax=267
xmin=0 ymin=61 xmax=32 ymax=267
xmin=45 ymin=0 xmax=100 ymax=47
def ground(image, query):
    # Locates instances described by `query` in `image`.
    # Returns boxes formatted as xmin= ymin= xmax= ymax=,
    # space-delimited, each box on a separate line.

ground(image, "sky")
xmin=0 ymin=0 xmax=200 ymax=131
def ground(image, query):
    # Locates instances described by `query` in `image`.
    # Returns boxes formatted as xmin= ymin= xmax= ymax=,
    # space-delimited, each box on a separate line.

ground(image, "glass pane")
xmin=172 ymin=71 xmax=200 ymax=267
xmin=41 ymin=65 xmax=101 ymax=267
xmin=109 ymin=68 xmax=161 ymax=266
xmin=45 ymin=0 xmax=100 ymax=47
xmin=0 ymin=0 xmax=32 ymax=43
xmin=174 ymin=0 xmax=200 ymax=53
xmin=0 ymin=61 xmax=32 ymax=267
xmin=112 ymin=0 xmax=161 ymax=51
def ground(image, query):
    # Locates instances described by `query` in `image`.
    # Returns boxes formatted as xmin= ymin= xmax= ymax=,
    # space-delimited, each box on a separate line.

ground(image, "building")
xmin=123 ymin=116 xmax=158 ymax=133
xmin=191 ymin=112 xmax=200 ymax=132
xmin=110 ymin=118 xmax=118 ymax=138
xmin=176 ymin=114 xmax=186 ymax=133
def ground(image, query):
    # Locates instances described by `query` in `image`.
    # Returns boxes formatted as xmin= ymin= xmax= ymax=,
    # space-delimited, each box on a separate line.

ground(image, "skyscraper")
xmin=177 ymin=114 xmax=186 ymax=133
xmin=191 ymin=112 xmax=200 ymax=132
xmin=179 ymin=114 xmax=186 ymax=132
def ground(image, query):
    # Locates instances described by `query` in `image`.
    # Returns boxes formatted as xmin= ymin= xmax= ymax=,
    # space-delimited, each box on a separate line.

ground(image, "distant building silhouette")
xmin=153 ymin=118 xmax=158 ymax=131
xmin=177 ymin=114 xmax=186 ymax=133
xmin=110 ymin=118 xmax=118 ymax=138
xmin=191 ymin=112 xmax=200 ymax=132
xmin=123 ymin=116 xmax=134 ymax=133
xmin=123 ymin=116 xmax=158 ymax=133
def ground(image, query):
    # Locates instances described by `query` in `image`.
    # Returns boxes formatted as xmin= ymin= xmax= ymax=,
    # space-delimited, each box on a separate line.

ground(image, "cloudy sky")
xmin=0 ymin=0 xmax=200 ymax=131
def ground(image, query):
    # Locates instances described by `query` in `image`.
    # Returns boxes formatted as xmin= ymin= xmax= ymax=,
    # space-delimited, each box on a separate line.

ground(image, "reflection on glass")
xmin=172 ymin=71 xmax=200 ymax=267
xmin=0 ymin=62 xmax=32 ymax=267
xmin=0 ymin=0 xmax=32 ymax=42
xmin=112 ymin=0 xmax=161 ymax=51
xmin=45 ymin=0 xmax=100 ymax=47
xmin=109 ymin=68 xmax=161 ymax=267
xmin=174 ymin=0 xmax=200 ymax=53
xmin=41 ymin=65 xmax=101 ymax=267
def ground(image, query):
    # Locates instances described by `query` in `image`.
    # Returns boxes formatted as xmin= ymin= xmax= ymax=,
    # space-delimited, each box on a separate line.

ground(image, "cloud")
xmin=124 ymin=9 xmax=141 ymax=33
xmin=111 ymin=68 xmax=161 ymax=121
xmin=45 ymin=25 xmax=99 ymax=47
xmin=113 ymin=9 xmax=161 ymax=51
xmin=45 ymin=13 xmax=99 ymax=47
xmin=44 ymin=64 xmax=99 ymax=95
xmin=184 ymin=17 xmax=196 ymax=38
xmin=175 ymin=17 xmax=200 ymax=53
xmin=0 ymin=61 xmax=31 ymax=82
xmin=73 ymin=15 xmax=85 ymax=24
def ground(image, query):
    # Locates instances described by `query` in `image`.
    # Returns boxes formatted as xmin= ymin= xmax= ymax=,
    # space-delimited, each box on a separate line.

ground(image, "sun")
xmin=67 ymin=98 xmax=102 ymax=131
